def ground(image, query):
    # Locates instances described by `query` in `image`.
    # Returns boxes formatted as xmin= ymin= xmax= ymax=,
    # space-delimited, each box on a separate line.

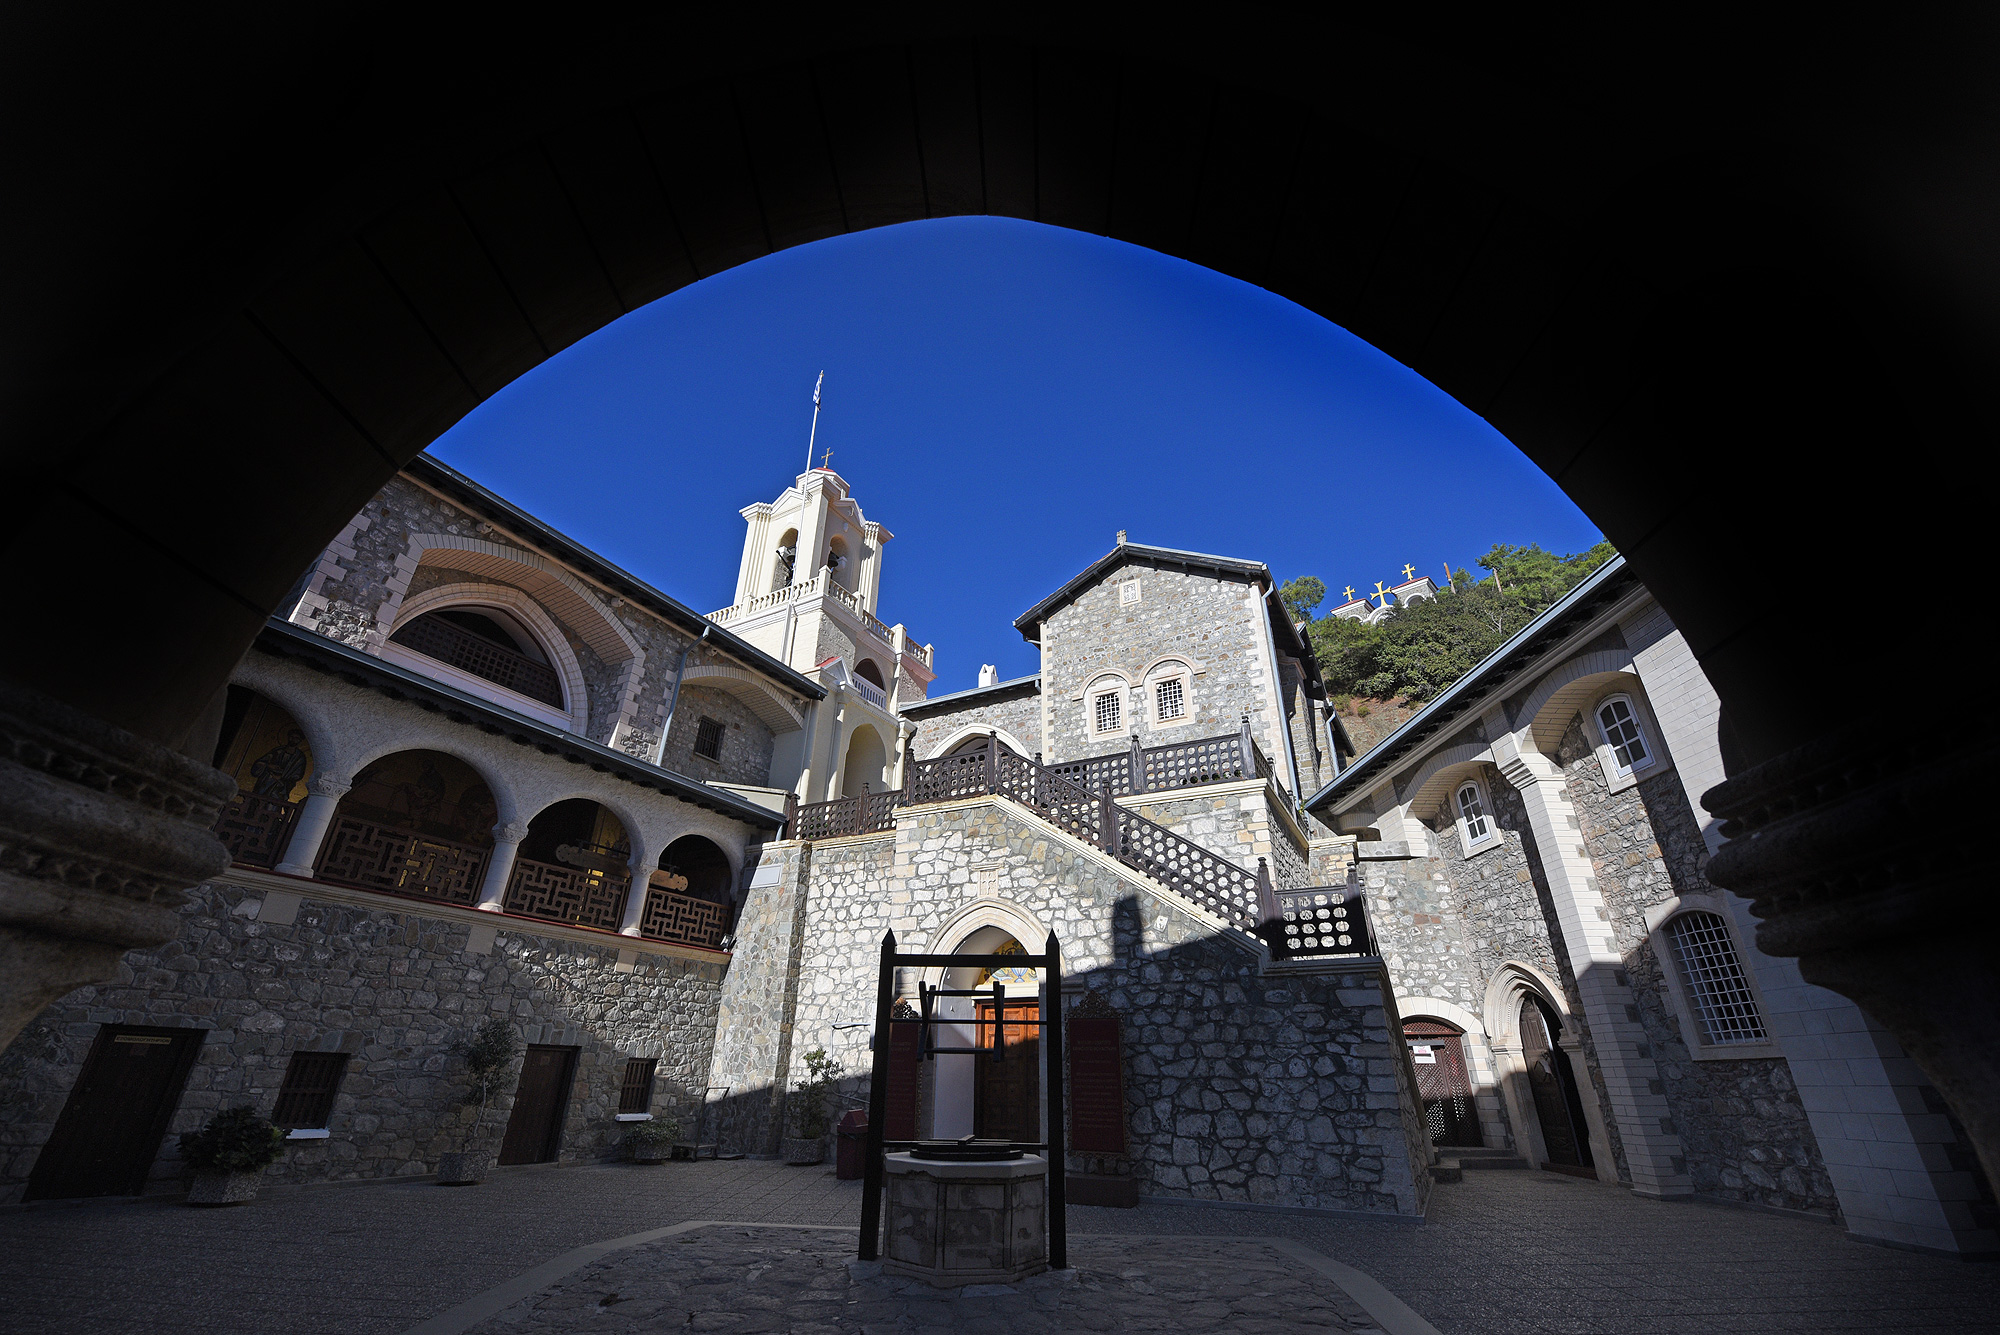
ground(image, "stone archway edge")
xmin=396 ymin=1219 xmax=1443 ymax=1335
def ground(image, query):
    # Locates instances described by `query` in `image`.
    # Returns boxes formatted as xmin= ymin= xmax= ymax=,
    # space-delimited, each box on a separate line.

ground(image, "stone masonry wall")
xmin=1556 ymin=714 xmax=1838 ymax=1215
xmin=659 ymin=683 xmax=778 ymax=788
xmin=706 ymin=842 xmax=812 ymax=1157
xmin=773 ymin=798 xmax=1431 ymax=1215
xmin=1040 ymin=561 xmax=1282 ymax=777
xmin=905 ymin=687 xmax=1044 ymax=761
xmin=0 ymin=881 xmax=722 ymax=1201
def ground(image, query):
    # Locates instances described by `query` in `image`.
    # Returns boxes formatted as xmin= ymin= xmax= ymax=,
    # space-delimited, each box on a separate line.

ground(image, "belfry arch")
xmin=3 ymin=13 xmax=1995 ymax=1178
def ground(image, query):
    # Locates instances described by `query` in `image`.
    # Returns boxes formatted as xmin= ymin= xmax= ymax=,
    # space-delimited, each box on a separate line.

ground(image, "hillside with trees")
xmin=1281 ymin=541 xmax=1616 ymax=753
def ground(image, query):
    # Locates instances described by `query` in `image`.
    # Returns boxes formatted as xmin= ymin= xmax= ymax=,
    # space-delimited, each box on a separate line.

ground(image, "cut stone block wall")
xmin=0 ymin=882 xmax=722 ymax=1201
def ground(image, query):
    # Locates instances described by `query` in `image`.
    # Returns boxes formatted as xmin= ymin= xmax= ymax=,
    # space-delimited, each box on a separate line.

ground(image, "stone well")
xmin=882 ymin=1147 xmax=1048 ymax=1286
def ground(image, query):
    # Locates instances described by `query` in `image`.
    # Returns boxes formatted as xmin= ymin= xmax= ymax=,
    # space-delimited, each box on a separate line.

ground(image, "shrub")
xmin=455 ymin=1018 xmax=518 ymax=1150
xmin=788 ymin=1048 xmax=845 ymax=1140
xmin=179 ymin=1106 xmax=286 ymax=1174
xmin=627 ymin=1116 xmax=681 ymax=1148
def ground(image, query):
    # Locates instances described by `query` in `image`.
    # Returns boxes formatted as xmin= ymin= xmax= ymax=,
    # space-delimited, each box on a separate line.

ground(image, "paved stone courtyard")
xmin=1 ymin=1161 xmax=1996 ymax=1335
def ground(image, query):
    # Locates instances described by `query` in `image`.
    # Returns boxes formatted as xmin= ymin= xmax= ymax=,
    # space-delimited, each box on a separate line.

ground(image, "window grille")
xmin=1666 ymin=911 xmax=1767 ymax=1044
xmin=1598 ymin=697 xmax=1650 ymax=772
xmin=618 ymin=1057 xmax=658 ymax=1115
xmin=1094 ymin=692 xmax=1121 ymax=733
xmin=694 ymin=716 xmax=725 ymax=761
xmin=1155 ymin=677 xmax=1185 ymax=721
xmin=272 ymin=1051 xmax=349 ymax=1129
xmin=1119 ymin=580 xmax=1141 ymax=606
xmin=1457 ymin=782 xmax=1491 ymax=844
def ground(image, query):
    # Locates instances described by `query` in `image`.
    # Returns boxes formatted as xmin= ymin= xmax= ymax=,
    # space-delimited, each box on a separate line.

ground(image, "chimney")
xmin=978 ymin=664 xmax=999 ymax=688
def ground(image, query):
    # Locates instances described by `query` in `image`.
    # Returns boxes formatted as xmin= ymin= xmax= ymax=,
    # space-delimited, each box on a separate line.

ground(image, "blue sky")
xmin=429 ymin=217 xmax=1602 ymax=690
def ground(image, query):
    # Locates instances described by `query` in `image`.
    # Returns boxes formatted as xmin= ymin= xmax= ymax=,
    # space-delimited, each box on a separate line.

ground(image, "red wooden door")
xmin=1404 ymin=1019 xmax=1482 ymax=1148
xmin=974 ymin=1001 xmax=1040 ymax=1143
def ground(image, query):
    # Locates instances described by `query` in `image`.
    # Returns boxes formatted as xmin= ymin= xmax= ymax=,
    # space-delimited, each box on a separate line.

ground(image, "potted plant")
xmin=783 ymin=1048 xmax=844 ymax=1165
xmin=438 ymin=1017 xmax=516 ymax=1185
xmin=180 ymin=1106 xmax=286 ymax=1205
xmin=626 ymin=1114 xmax=680 ymax=1164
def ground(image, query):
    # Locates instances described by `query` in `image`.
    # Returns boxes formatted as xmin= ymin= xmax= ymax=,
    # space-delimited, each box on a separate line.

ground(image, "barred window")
xmin=693 ymin=716 xmax=725 ymax=761
xmin=1456 ymin=781 xmax=1492 ymax=845
xmin=1666 ymin=911 xmax=1767 ymax=1044
xmin=272 ymin=1051 xmax=349 ymax=1129
xmin=1093 ymin=691 xmax=1121 ymax=734
xmin=1155 ymin=677 xmax=1185 ymax=721
xmin=1597 ymin=695 xmax=1650 ymax=774
xmin=619 ymin=1057 xmax=658 ymax=1114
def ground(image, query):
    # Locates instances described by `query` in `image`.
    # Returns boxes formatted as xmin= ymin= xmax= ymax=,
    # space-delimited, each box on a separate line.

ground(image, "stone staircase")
xmin=1432 ymin=1147 xmax=1531 ymax=1182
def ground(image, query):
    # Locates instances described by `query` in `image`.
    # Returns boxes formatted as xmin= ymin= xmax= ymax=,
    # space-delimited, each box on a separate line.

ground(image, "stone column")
xmin=273 ymin=770 xmax=353 ymax=877
xmin=0 ymin=682 xmax=234 ymax=1048
xmin=1493 ymin=737 xmax=1692 ymax=1197
xmin=620 ymin=854 xmax=654 ymax=937
xmin=475 ymin=820 xmax=528 ymax=913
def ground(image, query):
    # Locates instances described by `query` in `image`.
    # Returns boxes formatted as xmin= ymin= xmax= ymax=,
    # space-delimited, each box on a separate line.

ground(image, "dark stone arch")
xmin=3 ymin=10 xmax=1995 ymax=1180
xmin=659 ymin=834 xmax=732 ymax=906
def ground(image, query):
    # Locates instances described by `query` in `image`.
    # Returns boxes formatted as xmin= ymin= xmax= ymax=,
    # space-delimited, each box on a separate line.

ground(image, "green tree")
xmin=1278 ymin=576 xmax=1326 ymax=624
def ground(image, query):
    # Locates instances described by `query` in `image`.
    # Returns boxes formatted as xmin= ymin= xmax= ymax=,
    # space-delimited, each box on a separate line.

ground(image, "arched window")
xmin=1595 ymin=693 xmax=1653 ymax=778
xmin=1664 ymin=910 xmax=1768 ymax=1046
xmin=1146 ymin=660 xmax=1193 ymax=729
xmin=854 ymin=658 xmax=886 ymax=689
xmin=772 ymin=528 xmax=799 ymax=591
xmin=389 ymin=607 xmax=563 ymax=708
xmin=1454 ymin=778 xmax=1497 ymax=854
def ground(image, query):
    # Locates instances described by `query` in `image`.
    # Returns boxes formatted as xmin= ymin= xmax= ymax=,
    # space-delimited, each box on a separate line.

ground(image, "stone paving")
xmin=1 ymin=1161 xmax=1997 ymax=1335
xmin=465 ymin=1228 xmax=1379 ymax=1334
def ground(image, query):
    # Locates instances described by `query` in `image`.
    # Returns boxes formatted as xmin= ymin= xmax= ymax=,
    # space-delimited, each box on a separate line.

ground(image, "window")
xmin=1596 ymin=695 xmax=1651 ymax=776
xmin=272 ymin=1051 xmax=349 ymax=1129
xmin=1454 ymin=779 xmax=1497 ymax=853
xmin=388 ymin=608 xmax=563 ymax=707
xmin=1119 ymin=579 xmax=1141 ymax=606
xmin=1665 ymin=911 xmax=1768 ymax=1045
xmin=694 ymin=716 xmax=725 ymax=761
xmin=1093 ymin=691 xmax=1122 ymax=734
xmin=619 ymin=1057 xmax=658 ymax=1114
xmin=1155 ymin=676 xmax=1185 ymax=721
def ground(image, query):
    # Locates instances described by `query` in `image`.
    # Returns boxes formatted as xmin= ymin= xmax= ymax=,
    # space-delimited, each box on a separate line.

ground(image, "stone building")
xmin=5 ymin=458 xmax=1989 ymax=1253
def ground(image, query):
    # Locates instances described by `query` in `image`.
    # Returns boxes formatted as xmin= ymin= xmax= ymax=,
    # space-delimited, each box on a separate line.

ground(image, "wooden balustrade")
xmin=1261 ymin=872 xmax=1376 ymax=960
xmin=640 ymin=884 xmax=730 ymax=948
xmin=504 ymin=857 xmax=630 ymax=932
xmin=314 ymin=816 xmax=489 ymax=905
xmin=213 ymin=791 xmax=303 ymax=868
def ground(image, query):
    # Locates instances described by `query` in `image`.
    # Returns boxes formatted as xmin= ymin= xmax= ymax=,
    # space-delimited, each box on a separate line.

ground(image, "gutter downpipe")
xmin=651 ymin=625 xmax=712 ymax=767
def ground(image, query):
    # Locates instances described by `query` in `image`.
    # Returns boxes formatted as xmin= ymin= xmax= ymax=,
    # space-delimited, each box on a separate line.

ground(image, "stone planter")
xmin=436 ymin=1151 xmax=488 ymax=1185
xmin=186 ymin=1170 xmax=262 ymax=1206
xmin=782 ymin=1136 xmax=826 ymax=1165
xmin=630 ymin=1142 xmax=669 ymax=1165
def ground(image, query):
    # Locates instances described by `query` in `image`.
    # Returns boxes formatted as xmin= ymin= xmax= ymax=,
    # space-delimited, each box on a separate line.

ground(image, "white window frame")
xmin=1144 ymin=662 xmax=1194 ymax=733
xmin=1452 ymin=775 xmax=1502 ymax=857
xmin=1643 ymin=893 xmax=1783 ymax=1061
xmin=1089 ymin=683 xmax=1126 ymax=737
xmin=1590 ymin=690 xmax=1665 ymax=793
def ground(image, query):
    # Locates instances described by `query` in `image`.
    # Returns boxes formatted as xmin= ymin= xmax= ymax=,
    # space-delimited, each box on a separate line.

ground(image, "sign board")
xmin=1067 ymin=1016 xmax=1126 ymax=1155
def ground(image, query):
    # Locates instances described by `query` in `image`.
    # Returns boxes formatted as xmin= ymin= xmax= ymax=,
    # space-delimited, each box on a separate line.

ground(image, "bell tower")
xmin=731 ymin=467 xmax=888 ymax=621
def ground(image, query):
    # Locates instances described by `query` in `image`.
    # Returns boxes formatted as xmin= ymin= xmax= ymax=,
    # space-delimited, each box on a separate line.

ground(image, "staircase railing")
xmin=1046 ymin=716 xmax=1271 ymax=798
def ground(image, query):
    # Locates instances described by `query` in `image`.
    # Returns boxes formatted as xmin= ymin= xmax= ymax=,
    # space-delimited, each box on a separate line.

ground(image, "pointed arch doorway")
xmin=1520 ymin=995 xmax=1595 ymax=1175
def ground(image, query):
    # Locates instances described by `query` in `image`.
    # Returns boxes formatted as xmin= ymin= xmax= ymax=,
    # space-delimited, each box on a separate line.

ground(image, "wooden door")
xmin=1405 ymin=1019 xmax=1482 ymax=1147
xmin=498 ymin=1045 xmax=579 ymax=1165
xmin=1519 ymin=997 xmax=1592 ymax=1168
xmin=974 ymin=1001 xmax=1040 ymax=1143
xmin=26 ymin=1025 xmax=205 ymax=1200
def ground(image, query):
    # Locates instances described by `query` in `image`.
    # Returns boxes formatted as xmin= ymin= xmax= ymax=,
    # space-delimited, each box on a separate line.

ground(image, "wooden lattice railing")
xmin=315 ymin=817 xmax=489 ymax=905
xmin=504 ymin=857 xmax=631 ymax=932
xmin=214 ymin=791 xmax=303 ymax=868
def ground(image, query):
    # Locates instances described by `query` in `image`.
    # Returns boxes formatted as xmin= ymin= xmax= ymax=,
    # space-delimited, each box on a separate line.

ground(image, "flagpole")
xmin=806 ymin=371 xmax=824 ymax=474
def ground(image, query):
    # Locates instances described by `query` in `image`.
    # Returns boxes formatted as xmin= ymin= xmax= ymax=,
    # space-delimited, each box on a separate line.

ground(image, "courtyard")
xmin=3 ymin=1160 xmax=1995 ymax=1335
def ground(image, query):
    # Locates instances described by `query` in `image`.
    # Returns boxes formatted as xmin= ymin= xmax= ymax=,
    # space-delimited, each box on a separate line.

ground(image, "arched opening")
xmin=1518 ymin=995 xmax=1595 ymax=1175
xmin=638 ymin=835 xmax=734 ymax=950
xmin=840 ymin=725 xmax=887 ymax=798
xmin=387 ymin=605 xmax=564 ymax=709
xmin=826 ymin=534 xmax=854 ymax=592
xmin=1403 ymin=1017 xmax=1482 ymax=1148
xmin=928 ymin=925 xmax=1042 ymax=1142
xmin=505 ymin=798 xmax=634 ymax=932
xmin=658 ymin=834 xmax=732 ymax=906
xmin=853 ymin=658 xmax=886 ymax=690
xmin=209 ymin=685 xmax=314 ymax=869
xmin=316 ymin=750 xmax=497 ymax=906
xmin=771 ymin=528 xmax=800 ymax=592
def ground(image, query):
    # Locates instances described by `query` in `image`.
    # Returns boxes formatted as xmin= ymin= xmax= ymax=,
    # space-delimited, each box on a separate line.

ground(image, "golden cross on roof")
xmin=1342 ymin=585 xmax=1356 ymax=602
xmin=820 ymin=447 xmax=833 ymax=469
xmin=1402 ymin=563 xmax=1416 ymax=581
xmin=1373 ymin=580 xmax=1389 ymax=604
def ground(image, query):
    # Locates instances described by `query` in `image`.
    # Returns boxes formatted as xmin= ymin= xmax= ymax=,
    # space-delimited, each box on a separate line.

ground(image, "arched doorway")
xmin=1403 ymin=1018 xmax=1482 ymax=1148
xmin=316 ymin=750 xmax=496 ymax=905
xmin=926 ymin=925 xmax=1041 ymax=1143
xmin=1519 ymin=996 xmax=1595 ymax=1175
xmin=841 ymin=725 xmax=887 ymax=799
xmin=209 ymin=686 xmax=314 ymax=869
xmin=506 ymin=798 xmax=633 ymax=931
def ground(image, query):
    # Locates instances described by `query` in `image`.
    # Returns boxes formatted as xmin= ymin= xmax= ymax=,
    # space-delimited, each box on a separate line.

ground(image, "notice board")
xmin=1067 ymin=1012 xmax=1127 ymax=1155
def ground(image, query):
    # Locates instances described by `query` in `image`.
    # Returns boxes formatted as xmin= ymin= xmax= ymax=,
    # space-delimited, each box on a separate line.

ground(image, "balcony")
xmin=213 ymin=791 xmax=303 ymax=869
xmin=389 ymin=613 xmax=564 ymax=707
xmin=708 ymin=568 xmax=931 ymax=669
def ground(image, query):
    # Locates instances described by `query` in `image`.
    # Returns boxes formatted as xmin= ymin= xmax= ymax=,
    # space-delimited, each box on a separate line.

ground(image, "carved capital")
xmin=492 ymin=820 xmax=529 ymax=844
xmin=0 ymin=681 xmax=235 ymax=1044
xmin=307 ymin=771 xmax=353 ymax=800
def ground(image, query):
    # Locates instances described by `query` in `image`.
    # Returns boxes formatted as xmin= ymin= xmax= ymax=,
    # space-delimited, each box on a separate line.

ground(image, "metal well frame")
xmin=856 ymin=928 xmax=1067 ymax=1270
